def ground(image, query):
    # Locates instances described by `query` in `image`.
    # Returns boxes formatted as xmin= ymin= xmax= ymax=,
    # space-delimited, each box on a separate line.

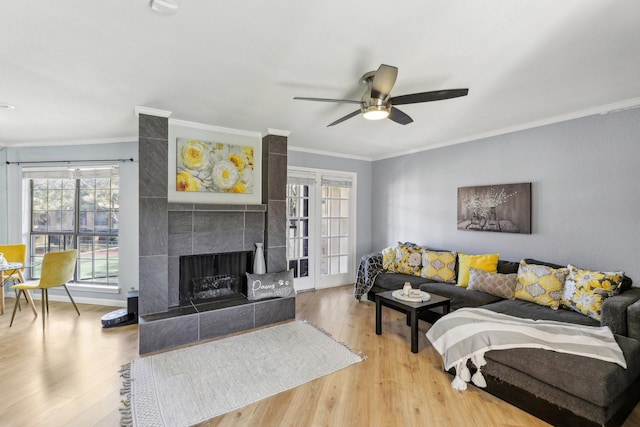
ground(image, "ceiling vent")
xmin=150 ymin=0 xmax=178 ymax=15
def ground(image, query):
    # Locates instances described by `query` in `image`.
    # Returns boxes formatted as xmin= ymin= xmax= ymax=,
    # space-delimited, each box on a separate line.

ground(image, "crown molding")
xmin=288 ymin=145 xmax=372 ymax=161
xmin=168 ymin=118 xmax=262 ymax=138
xmin=264 ymin=128 xmax=291 ymax=137
xmin=134 ymin=106 xmax=173 ymax=118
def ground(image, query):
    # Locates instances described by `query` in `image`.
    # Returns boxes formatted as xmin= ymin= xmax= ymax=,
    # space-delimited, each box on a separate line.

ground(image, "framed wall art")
xmin=457 ymin=182 xmax=531 ymax=234
xmin=168 ymin=119 xmax=262 ymax=204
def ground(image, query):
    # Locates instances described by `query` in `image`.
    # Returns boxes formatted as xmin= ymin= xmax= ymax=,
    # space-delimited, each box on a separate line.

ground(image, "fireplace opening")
xmin=179 ymin=251 xmax=253 ymax=307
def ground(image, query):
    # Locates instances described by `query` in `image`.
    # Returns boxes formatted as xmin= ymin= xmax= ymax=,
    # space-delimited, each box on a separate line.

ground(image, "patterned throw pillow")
xmin=561 ymin=264 xmax=624 ymax=321
xmin=467 ymin=268 xmax=517 ymax=300
xmin=395 ymin=242 xmax=423 ymax=276
xmin=421 ymin=250 xmax=457 ymax=283
xmin=381 ymin=246 xmax=397 ymax=271
xmin=514 ymin=260 xmax=568 ymax=309
xmin=456 ymin=253 xmax=499 ymax=288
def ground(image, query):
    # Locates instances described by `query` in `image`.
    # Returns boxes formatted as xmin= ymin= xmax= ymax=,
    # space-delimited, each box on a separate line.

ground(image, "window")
xmin=25 ymin=166 xmax=119 ymax=286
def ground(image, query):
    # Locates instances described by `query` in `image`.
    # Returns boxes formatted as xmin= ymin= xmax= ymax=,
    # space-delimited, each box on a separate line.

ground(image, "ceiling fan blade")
xmin=390 ymin=88 xmax=469 ymax=105
xmin=388 ymin=107 xmax=413 ymax=125
xmin=294 ymin=97 xmax=361 ymax=104
xmin=327 ymin=110 xmax=361 ymax=127
xmin=370 ymin=64 xmax=398 ymax=99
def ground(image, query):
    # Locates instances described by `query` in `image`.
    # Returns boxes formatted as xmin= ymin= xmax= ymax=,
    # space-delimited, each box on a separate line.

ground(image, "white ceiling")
xmin=2 ymin=1 xmax=640 ymax=160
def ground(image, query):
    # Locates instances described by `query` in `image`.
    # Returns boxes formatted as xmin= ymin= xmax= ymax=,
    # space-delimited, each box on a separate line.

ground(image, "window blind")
xmin=22 ymin=165 xmax=119 ymax=179
xmin=320 ymin=175 xmax=352 ymax=188
xmin=287 ymin=171 xmax=316 ymax=186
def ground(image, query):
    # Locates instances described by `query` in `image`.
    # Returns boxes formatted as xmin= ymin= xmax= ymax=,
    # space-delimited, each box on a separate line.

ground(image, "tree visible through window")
xmin=27 ymin=167 xmax=119 ymax=285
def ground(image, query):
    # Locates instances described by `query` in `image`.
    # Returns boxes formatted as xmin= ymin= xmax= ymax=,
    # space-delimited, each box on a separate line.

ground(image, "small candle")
xmin=403 ymin=282 xmax=412 ymax=296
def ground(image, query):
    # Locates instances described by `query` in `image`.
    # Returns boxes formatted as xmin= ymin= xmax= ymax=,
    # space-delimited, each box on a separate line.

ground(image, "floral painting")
xmin=176 ymin=138 xmax=254 ymax=194
xmin=457 ymin=183 xmax=531 ymax=233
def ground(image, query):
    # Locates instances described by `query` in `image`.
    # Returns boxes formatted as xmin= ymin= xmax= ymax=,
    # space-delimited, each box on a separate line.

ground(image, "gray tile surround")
xmin=139 ymin=197 xmax=168 ymax=256
xmin=139 ymin=296 xmax=295 ymax=354
xmin=267 ymin=246 xmax=288 ymax=273
xmin=262 ymin=134 xmax=288 ymax=273
xmin=139 ymin=313 xmax=199 ymax=354
xmin=199 ymin=304 xmax=255 ymax=340
xmin=139 ymin=137 xmax=168 ymax=198
xmin=267 ymin=200 xmax=286 ymax=247
xmin=139 ymin=254 xmax=169 ymax=315
xmin=138 ymin=113 xmax=292 ymax=353
xmin=139 ymin=114 xmax=168 ymax=140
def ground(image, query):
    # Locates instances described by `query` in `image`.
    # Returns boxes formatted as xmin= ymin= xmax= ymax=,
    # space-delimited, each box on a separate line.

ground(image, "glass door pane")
xmin=320 ymin=185 xmax=350 ymax=278
xmin=286 ymin=182 xmax=314 ymax=291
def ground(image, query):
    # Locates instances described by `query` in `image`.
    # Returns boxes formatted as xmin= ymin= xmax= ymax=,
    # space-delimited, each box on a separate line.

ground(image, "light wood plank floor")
xmin=2 ymin=286 xmax=640 ymax=426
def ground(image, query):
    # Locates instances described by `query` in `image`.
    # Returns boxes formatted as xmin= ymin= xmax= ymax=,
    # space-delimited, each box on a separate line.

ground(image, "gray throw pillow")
xmin=467 ymin=267 xmax=517 ymax=300
xmin=246 ymin=270 xmax=295 ymax=300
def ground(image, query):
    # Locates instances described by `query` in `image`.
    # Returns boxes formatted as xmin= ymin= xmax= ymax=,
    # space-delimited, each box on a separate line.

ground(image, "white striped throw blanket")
xmin=426 ymin=307 xmax=627 ymax=391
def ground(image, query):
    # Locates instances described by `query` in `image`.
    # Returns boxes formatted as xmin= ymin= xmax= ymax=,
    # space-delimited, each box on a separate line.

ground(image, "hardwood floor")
xmin=1 ymin=285 xmax=640 ymax=426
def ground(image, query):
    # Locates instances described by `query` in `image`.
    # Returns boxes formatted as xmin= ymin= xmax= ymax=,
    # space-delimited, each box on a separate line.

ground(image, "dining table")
xmin=0 ymin=262 xmax=37 ymax=316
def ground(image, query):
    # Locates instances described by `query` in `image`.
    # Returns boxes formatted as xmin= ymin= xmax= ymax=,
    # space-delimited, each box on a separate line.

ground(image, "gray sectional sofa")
xmin=355 ymin=252 xmax=640 ymax=427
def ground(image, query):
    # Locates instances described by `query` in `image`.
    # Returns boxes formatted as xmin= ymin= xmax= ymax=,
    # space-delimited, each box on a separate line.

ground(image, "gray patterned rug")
xmin=120 ymin=321 xmax=364 ymax=426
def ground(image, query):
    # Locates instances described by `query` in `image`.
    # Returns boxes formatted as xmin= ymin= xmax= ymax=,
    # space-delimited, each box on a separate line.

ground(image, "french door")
xmin=287 ymin=168 xmax=356 ymax=291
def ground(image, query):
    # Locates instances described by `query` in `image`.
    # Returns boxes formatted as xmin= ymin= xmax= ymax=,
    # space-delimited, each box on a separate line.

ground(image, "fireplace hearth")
xmin=178 ymin=251 xmax=253 ymax=307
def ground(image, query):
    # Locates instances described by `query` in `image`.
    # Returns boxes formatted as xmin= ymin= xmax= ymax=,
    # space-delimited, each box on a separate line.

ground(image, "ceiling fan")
xmin=294 ymin=64 xmax=468 ymax=127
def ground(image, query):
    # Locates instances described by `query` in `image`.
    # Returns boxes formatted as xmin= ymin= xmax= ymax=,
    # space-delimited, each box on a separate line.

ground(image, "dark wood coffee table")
xmin=375 ymin=290 xmax=451 ymax=353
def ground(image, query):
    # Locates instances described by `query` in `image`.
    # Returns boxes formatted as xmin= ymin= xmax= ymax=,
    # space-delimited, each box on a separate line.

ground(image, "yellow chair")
xmin=10 ymin=249 xmax=80 ymax=328
xmin=0 ymin=244 xmax=37 ymax=316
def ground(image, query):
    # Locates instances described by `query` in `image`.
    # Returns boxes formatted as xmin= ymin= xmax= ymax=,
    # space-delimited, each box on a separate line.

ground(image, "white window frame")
xmin=22 ymin=165 xmax=120 ymax=287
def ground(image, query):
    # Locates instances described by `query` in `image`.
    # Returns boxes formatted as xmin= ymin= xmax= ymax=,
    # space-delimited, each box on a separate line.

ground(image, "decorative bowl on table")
xmin=391 ymin=289 xmax=431 ymax=302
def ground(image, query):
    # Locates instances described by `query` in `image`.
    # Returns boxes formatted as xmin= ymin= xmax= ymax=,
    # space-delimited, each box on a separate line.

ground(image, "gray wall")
xmin=287 ymin=150 xmax=373 ymax=263
xmin=371 ymin=107 xmax=640 ymax=283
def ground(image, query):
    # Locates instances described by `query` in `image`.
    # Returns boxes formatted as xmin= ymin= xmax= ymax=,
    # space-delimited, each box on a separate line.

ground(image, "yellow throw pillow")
xmin=421 ymin=250 xmax=457 ymax=284
xmin=395 ymin=243 xmax=423 ymax=276
xmin=514 ymin=260 xmax=568 ymax=310
xmin=457 ymin=253 xmax=499 ymax=287
xmin=381 ymin=246 xmax=397 ymax=271
xmin=561 ymin=264 xmax=624 ymax=321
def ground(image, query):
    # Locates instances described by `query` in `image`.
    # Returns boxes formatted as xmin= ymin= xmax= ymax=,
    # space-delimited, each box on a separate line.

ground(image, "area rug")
xmin=120 ymin=321 xmax=364 ymax=426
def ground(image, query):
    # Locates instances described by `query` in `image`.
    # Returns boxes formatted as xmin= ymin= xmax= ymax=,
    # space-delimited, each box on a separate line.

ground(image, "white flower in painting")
xmin=241 ymin=168 xmax=254 ymax=187
xmin=179 ymin=139 xmax=210 ymax=171
xmin=211 ymin=143 xmax=230 ymax=163
xmin=212 ymin=159 xmax=240 ymax=190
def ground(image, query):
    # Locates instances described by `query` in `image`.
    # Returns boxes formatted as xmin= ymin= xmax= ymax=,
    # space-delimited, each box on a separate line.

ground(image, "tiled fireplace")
xmin=137 ymin=113 xmax=294 ymax=354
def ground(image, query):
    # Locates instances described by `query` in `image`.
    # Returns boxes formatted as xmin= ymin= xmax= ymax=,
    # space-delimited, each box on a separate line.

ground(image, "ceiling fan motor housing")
xmin=361 ymin=73 xmax=391 ymax=119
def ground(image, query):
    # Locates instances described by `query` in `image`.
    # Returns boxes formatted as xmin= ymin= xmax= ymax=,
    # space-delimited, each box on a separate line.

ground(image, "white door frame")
xmin=287 ymin=167 xmax=356 ymax=291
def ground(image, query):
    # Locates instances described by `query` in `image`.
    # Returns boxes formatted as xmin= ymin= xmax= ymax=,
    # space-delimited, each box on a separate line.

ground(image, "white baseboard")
xmin=5 ymin=293 xmax=126 ymax=308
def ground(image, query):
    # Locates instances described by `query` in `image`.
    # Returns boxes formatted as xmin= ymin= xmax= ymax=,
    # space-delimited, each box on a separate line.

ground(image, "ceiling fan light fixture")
xmin=362 ymin=105 xmax=390 ymax=120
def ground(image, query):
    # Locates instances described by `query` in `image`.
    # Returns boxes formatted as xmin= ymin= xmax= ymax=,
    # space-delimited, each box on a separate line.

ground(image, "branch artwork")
xmin=457 ymin=183 xmax=531 ymax=234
